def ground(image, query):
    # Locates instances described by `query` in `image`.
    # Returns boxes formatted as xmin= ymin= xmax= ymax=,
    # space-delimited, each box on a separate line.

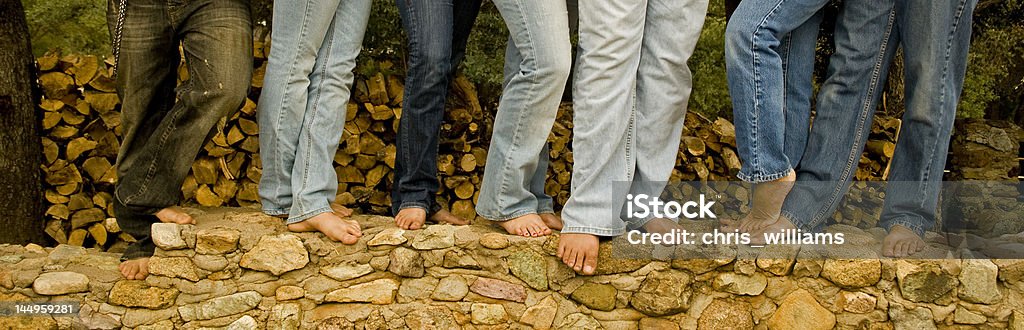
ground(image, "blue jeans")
xmin=475 ymin=0 xmax=574 ymax=221
xmin=560 ymin=0 xmax=709 ymax=236
xmin=392 ymin=0 xmax=482 ymax=215
xmin=107 ymin=0 xmax=252 ymax=260
xmin=781 ymin=0 xmax=977 ymax=237
xmin=725 ymin=0 xmax=828 ymax=183
xmin=258 ymin=0 xmax=372 ymax=224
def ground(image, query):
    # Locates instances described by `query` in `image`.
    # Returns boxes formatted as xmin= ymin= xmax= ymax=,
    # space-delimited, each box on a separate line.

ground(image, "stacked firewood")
xmin=35 ymin=47 xmax=904 ymax=250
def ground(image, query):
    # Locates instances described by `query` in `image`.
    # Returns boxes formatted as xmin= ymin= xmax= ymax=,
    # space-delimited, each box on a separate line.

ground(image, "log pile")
xmin=35 ymin=47 xmax=908 ymax=251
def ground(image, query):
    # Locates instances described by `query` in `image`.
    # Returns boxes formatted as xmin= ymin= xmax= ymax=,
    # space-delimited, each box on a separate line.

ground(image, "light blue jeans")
xmin=782 ymin=0 xmax=978 ymax=237
xmin=257 ymin=0 xmax=372 ymax=224
xmin=560 ymin=0 xmax=709 ymax=236
xmin=725 ymin=0 xmax=829 ymax=183
xmin=475 ymin=0 xmax=575 ymax=221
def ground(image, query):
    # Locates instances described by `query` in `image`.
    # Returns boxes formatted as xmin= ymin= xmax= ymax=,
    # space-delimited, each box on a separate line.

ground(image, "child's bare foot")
xmin=496 ymin=214 xmax=550 ymax=237
xmin=738 ymin=170 xmax=796 ymax=233
xmin=539 ymin=213 xmax=564 ymax=231
xmin=287 ymin=212 xmax=362 ymax=244
xmin=749 ymin=214 xmax=797 ymax=245
xmin=118 ymin=258 xmax=150 ymax=280
xmin=882 ymin=225 xmax=925 ymax=258
xmin=557 ymin=233 xmax=599 ymax=275
xmin=395 ymin=208 xmax=427 ymax=230
xmin=331 ymin=202 xmax=354 ymax=217
xmin=431 ymin=209 xmax=469 ymax=226
xmin=155 ymin=206 xmax=194 ymax=224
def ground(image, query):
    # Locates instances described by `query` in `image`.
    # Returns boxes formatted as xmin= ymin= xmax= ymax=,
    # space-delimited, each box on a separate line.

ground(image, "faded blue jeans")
xmin=781 ymin=0 xmax=978 ymax=237
xmin=560 ymin=0 xmax=709 ymax=236
xmin=258 ymin=0 xmax=372 ymax=224
xmin=392 ymin=0 xmax=482 ymax=216
xmin=725 ymin=0 xmax=828 ymax=183
xmin=475 ymin=0 xmax=574 ymax=221
xmin=108 ymin=0 xmax=252 ymax=260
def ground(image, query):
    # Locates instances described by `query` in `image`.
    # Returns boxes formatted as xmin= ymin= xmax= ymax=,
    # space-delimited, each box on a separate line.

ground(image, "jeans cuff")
xmin=883 ymin=218 xmax=926 ymax=238
xmin=478 ymin=209 xmax=538 ymax=222
xmin=263 ymin=208 xmax=289 ymax=216
xmin=537 ymin=208 xmax=556 ymax=215
xmin=737 ymin=168 xmax=793 ymax=183
xmin=286 ymin=206 xmax=335 ymax=225
xmin=398 ymin=202 xmax=431 ymax=213
xmin=560 ymin=225 xmax=624 ymax=237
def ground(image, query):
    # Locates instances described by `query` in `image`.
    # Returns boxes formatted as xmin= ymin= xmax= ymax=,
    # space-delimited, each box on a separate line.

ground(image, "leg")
xmin=880 ymin=0 xmax=976 ymax=257
xmin=257 ymin=0 xmax=345 ymax=218
xmin=477 ymin=0 xmax=571 ymax=237
xmin=108 ymin=0 xmax=187 ymax=275
xmin=776 ymin=0 xmax=898 ymax=236
xmin=627 ymin=0 xmax=709 ymax=230
xmin=283 ymin=0 xmax=372 ymax=244
xmin=559 ymin=0 xmax=647 ymax=275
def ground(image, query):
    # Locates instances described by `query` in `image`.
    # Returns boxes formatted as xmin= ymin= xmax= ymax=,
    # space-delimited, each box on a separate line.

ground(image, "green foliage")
xmin=689 ymin=1 xmax=730 ymax=119
xmin=959 ymin=0 xmax=1024 ymax=121
xmin=23 ymin=0 xmax=110 ymax=57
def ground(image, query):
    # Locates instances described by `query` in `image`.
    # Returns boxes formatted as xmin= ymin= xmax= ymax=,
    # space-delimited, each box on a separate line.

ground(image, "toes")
xmin=582 ymin=249 xmax=598 ymax=275
xmin=571 ymin=248 xmax=585 ymax=272
xmin=341 ymin=233 xmax=359 ymax=245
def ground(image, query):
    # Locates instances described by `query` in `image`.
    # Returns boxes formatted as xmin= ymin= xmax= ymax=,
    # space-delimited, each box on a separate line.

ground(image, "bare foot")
xmin=331 ymin=202 xmax=354 ymax=217
xmin=287 ymin=212 xmax=362 ymax=244
xmin=882 ymin=225 xmax=925 ymax=258
xmin=718 ymin=218 xmax=740 ymax=232
xmin=154 ymin=206 xmax=194 ymax=224
xmin=118 ymin=258 xmax=150 ymax=280
xmin=430 ymin=209 xmax=469 ymax=226
xmin=539 ymin=213 xmax=564 ymax=231
xmin=496 ymin=214 xmax=550 ymax=237
xmin=395 ymin=208 xmax=427 ymax=230
xmin=557 ymin=233 xmax=599 ymax=275
xmin=749 ymin=214 xmax=797 ymax=245
xmin=738 ymin=170 xmax=796 ymax=233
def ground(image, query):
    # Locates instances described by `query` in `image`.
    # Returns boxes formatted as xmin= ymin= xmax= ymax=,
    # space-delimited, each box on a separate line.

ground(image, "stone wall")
xmin=2 ymin=208 xmax=1023 ymax=329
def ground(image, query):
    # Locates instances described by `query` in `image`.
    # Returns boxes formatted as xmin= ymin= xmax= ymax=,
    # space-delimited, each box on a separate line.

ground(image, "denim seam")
xmin=745 ymin=0 xmax=789 ymax=179
xmin=809 ymin=7 xmax=896 ymax=229
xmin=883 ymin=217 xmax=926 ymax=238
xmin=263 ymin=208 xmax=288 ymax=216
xmin=738 ymin=167 xmax=791 ymax=183
xmin=560 ymin=225 xmax=623 ymax=237
xmin=399 ymin=202 xmax=430 ymax=212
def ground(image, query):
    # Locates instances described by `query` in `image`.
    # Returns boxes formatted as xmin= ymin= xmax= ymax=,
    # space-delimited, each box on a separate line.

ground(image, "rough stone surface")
xmin=32 ymin=271 xmax=89 ymax=295
xmin=479 ymin=233 xmax=510 ymax=249
xmin=239 ymin=234 xmax=308 ymax=275
xmin=195 ymin=228 xmax=240 ymax=254
xmin=148 ymin=256 xmax=207 ymax=282
xmin=431 ymin=275 xmax=469 ymax=302
xmin=367 ymin=228 xmax=406 ymax=246
xmin=410 ymin=225 xmax=455 ymax=250
xmin=108 ymin=281 xmax=179 ymax=309
xmin=698 ymin=299 xmax=754 ymax=330
xmin=470 ymin=277 xmax=527 ymax=303
xmin=325 ymin=279 xmax=399 ymax=304
xmin=959 ymin=259 xmax=1002 ymax=304
xmin=471 ymin=303 xmax=507 ymax=325
xmin=954 ymin=306 xmax=986 ymax=324
xmin=767 ymin=289 xmax=835 ymax=330
xmin=387 ymin=247 xmax=424 ymax=278
xmin=320 ymin=263 xmax=373 ymax=282
xmin=151 ymin=223 xmax=187 ymax=250
xmin=895 ymin=261 xmax=956 ymax=303
xmin=713 ymin=272 xmax=767 ymax=296
xmin=507 ymin=249 xmax=547 ymax=291
xmin=889 ymin=304 xmax=937 ymax=330
xmin=275 ymin=285 xmax=304 ymax=301
xmin=521 ymin=295 xmax=558 ymax=329
xmin=837 ymin=291 xmax=876 ymax=314
xmin=178 ymin=291 xmax=261 ymax=321
xmin=632 ymin=271 xmax=692 ymax=316
xmin=821 ymin=259 xmax=881 ymax=288
xmin=571 ymin=282 xmax=617 ymax=312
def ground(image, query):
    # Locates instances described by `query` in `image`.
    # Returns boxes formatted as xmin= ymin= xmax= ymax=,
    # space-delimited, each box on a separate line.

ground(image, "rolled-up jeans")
xmin=391 ymin=0 xmax=482 ymax=216
xmin=781 ymin=0 xmax=977 ymax=237
xmin=257 ymin=0 xmax=372 ymax=224
xmin=107 ymin=0 xmax=252 ymax=260
xmin=560 ymin=0 xmax=709 ymax=236
xmin=725 ymin=0 xmax=829 ymax=183
xmin=475 ymin=0 xmax=574 ymax=221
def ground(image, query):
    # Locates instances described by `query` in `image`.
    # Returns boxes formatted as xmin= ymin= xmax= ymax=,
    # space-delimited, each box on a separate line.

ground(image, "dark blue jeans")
xmin=107 ymin=0 xmax=252 ymax=260
xmin=781 ymin=0 xmax=977 ymax=237
xmin=391 ymin=0 xmax=482 ymax=215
